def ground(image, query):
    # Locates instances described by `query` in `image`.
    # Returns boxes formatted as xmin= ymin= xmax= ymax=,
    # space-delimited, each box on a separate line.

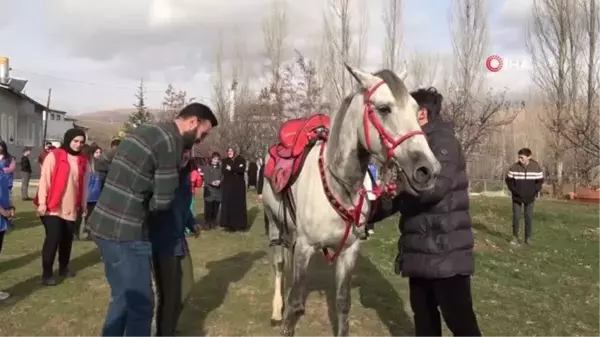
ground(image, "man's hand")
xmin=37 ymin=204 xmax=47 ymax=216
xmin=225 ymin=165 xmax=231 ymax=170
xmin=212 ymin=180 xmax=220 ymax=186
xmin=258 ymin=194 xmax=263 ymax=201
xmin=191 ymin=224 xmax=201 ymax=238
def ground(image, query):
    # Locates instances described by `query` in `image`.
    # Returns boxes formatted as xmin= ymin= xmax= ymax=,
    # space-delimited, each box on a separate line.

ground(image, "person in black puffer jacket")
xmin=370 ymin=87 xmax=481 ymax=337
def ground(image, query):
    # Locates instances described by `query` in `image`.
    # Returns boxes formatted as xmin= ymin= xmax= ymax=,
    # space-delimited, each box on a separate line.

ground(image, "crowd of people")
xmin=0 ymin=87 xmax=546 ymax=336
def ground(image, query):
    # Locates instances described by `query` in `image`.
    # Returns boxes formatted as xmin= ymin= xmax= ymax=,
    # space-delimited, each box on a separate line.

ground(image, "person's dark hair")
xmin=410 ymin=87 xmax=444 ymax=119
xmin=0 ymin=140 xmax=12 ymax=160
xmin=110 ymin=139 xmax=121 ymax=148
xmin=44 ymin=141 xmax=52 ymax=147
xmin=518 ymin=148 xmax=532 ymax=157
xmin=177 ymin=103 xmax=218 ymax=127
xmin=211 ymin=152 xmax=221 ymax=159
xmin=23 ymin=147 xmax=32 ymax=153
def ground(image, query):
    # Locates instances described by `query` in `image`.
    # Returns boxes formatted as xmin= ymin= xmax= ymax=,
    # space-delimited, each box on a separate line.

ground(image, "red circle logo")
xmin=485 ymin=55 xmax=503 ymax=72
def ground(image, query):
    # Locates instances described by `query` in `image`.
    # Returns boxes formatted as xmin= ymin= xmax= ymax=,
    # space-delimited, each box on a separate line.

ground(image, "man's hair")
xmin=211 ymin=151 xmax=221 ymax=158
xmin=518 ymin=148 xmax=532 ymax=157
xmin=410 ymin=87 xmax=444 ymax=119
xmin=177 ymin=103 xmax=218 ymax=127
xmin=110 ymin=139 xmax=121 ymax=148
xmin=23 ymin=147 xmax=31 ymax=153
xmin=44 ymin=141 xmax=52 ymax=147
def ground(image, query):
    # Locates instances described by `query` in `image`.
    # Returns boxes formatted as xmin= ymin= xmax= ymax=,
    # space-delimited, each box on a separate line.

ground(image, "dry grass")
xmin=0 ymin=194 xmax=598 ymax=336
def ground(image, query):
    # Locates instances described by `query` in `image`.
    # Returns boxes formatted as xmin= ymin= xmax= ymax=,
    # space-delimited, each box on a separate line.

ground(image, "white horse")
xmin=263 ymin=64 xmax=441 ymax=336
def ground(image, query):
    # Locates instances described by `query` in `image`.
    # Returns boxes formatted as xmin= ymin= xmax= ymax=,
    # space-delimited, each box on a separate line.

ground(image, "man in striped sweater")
xmin=88 ymin=103 xmax=217 ymax=337
xmin=505 ymin=147 xmax=544 ymax=245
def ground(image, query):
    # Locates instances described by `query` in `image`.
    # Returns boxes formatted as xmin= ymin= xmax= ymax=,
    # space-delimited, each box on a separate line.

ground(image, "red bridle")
xmin=363 ymin=80 xmax=425 ymax=160
xmin=319 ymin=80 xmax=425 ymax=263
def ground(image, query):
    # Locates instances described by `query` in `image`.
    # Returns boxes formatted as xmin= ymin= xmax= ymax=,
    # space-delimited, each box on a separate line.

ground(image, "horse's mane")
xmin=327 ymin=93 xmax=355 ymax=156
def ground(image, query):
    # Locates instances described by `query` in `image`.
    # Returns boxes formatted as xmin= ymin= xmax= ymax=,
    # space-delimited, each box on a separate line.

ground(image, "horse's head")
xmin=344 ymin=63 xmax=441 ymax=195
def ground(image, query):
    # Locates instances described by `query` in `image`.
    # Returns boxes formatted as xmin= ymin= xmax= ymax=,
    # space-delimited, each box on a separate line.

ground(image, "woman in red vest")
xmin=35 ymin=128 xmax=88 ymax=286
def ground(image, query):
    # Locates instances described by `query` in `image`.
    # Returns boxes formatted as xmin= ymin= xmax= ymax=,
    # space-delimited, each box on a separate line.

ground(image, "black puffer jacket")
xmin=371 ymin=120 xmax=474 ymax=279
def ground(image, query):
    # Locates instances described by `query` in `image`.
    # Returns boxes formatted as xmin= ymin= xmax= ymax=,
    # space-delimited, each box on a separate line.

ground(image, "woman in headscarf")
xmin=35 ymin=128 xmax=89 ymax=285
xmin=0 ymin=140 xmax=16 ymax=204
xmin=220 ymin=147 xmax=248 ymax=231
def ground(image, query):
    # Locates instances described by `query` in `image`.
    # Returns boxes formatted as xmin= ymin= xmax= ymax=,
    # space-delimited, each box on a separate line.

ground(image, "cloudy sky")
xmin=1 ymin=0 xmax=532 ymax=114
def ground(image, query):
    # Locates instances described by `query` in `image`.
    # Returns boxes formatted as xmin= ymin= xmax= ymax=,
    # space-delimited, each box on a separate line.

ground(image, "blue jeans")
xmin=94 ymin=237 xmax=154 ymax=336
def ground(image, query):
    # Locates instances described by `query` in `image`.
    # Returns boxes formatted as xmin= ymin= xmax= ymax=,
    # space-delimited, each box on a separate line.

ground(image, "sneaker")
xmin=59 ymin=269 xmax=76 ymax=278
xmin=510 ymin=237 xmax=520 ymax=245
xmin=367 ymin=229 xmax=375 ymax=235
xmin=525 ymin=238 xmax=533 ymax=245
xmin=0 ymin=291 xmax=10 ymax=301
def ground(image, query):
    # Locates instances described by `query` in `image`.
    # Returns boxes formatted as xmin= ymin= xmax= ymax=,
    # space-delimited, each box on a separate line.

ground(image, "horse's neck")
xmin=324 ymin=116 xmax=369 ymax=205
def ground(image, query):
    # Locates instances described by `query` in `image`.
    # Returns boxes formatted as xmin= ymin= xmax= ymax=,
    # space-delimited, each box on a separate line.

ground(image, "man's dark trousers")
xmin=409 ymin=275 xmax=481 ymax=336
xmin=94 ymin=237 xmax=154 ymax=336
xmin=512 ymin=201 xmax=534 ymax=241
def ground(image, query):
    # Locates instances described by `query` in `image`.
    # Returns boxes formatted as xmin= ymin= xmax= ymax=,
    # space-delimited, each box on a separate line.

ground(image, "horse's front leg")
xmin=271 ymin=243 xmax=286 ymax=325
xmin=281 ymin=237 xmax=314 ymax=337
xmin=335 ymin=239 xmax=361 ymax=337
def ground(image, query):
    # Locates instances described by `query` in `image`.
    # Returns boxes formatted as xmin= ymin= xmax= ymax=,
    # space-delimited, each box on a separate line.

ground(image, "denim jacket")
xmin=147 ymin=171 xmax=196 ymax=256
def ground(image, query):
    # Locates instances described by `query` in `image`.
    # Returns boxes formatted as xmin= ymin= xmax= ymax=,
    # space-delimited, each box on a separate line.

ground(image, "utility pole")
xmin=42 ymin=88 xmax=51 ymax=147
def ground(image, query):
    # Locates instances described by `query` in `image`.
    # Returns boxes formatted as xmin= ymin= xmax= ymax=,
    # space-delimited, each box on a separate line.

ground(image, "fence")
xmin=468 ymin=179 xmax=508 ymax=196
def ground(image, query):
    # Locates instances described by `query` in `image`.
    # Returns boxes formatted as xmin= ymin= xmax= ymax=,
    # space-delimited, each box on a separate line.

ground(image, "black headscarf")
xmin=60 ymin=128 xmax=87 ymax=156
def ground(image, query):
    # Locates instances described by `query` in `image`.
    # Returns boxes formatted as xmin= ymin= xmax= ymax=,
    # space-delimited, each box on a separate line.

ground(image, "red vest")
xmin=34 ymin=149 xmax=88 ymax=212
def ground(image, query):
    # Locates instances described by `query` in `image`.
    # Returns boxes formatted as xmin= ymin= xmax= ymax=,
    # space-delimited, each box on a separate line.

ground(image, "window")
xmin=56 ymin=114 xmax=61 ymax=121
xmin=0 ymin=114 xmax=6 ymax=140
xmin=50 ymin=113 xmax=55 ymax=121
xmin=7 ymin=116 xmax=14 ymax=143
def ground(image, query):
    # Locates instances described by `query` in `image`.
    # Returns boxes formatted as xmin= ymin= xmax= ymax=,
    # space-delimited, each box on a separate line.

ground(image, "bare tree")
xmin=262 ymin=0 xmax=288 ymax=108
xmin=526 ymin=0 xmax=583 ymax=195
xmin=320 ymin=0 xmax=371 ymax=106
xmin=445 ymin=0 xmax=515 ymax=160
xmin=406 ymin=51 xmax=441 ymax=88
xmin=382 ymin=0 xmax=403 ymax=71
xmin=450 ymin=0 xmax=488 ymax=97
xmin=160 ymin=84 xmax=195 ymax=120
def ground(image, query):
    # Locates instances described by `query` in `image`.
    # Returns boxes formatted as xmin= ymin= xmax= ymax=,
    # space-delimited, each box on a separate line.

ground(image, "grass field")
xmin=0 ymin=193 xmax=598 ymax=336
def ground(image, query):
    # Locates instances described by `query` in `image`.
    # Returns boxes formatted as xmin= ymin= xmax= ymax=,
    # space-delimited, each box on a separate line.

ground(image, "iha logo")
xmin=485 ymin=55 xmax=503 ymax=72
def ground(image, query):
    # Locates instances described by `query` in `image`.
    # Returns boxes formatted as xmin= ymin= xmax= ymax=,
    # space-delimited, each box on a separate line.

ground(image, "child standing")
xmin=0 ymin=171 xmax=14 ymax=300
xmin=185 ymin=161 xmax=203 ymax=236
xmin=203 ymin=152 xmax=223 ymax=229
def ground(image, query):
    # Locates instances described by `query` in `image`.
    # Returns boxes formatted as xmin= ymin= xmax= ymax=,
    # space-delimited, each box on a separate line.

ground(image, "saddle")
xmin=265 ymin=114 xmax=330 ymax=194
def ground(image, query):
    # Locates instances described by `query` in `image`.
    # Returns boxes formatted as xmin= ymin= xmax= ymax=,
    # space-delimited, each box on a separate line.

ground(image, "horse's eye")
xmin=377 ymin=105 xmax=392 ymax=114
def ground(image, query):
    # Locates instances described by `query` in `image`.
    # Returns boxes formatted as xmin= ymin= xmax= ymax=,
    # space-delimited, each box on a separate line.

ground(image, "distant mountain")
xmin=74 ymin=108 xmax=161 ymax=147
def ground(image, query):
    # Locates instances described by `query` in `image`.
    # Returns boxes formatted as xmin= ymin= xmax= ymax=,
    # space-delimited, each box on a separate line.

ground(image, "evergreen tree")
xmin=122 ymin=78 xmax=153 ymax=134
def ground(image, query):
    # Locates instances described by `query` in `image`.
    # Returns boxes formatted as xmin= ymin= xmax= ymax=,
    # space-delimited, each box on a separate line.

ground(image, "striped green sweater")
xmin=88 ymin=122 xmax=183 ymax=241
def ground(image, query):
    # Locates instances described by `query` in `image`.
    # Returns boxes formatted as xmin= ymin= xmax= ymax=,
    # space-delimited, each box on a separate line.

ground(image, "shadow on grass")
xmin=0 ymin=249 xmax=101 ymax=306
xmin=0 ymin=251 xmax=41 ymax=275
xmin=7 ymin=211 xmax=42 ymax=232
xmin=306 ymin=253 xmax=413 ymax=336
xmin=472 ymin=221 xmax=510 ymax=242
xmin=178 ymin=250 xmax=267 ymax=336
xmin=247 ymin=206 xmax=260 ymax=230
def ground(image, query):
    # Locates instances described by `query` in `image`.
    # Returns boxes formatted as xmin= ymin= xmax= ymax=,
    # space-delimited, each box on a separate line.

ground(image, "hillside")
xmin=74 ymin=108 xmax=161 ymax=147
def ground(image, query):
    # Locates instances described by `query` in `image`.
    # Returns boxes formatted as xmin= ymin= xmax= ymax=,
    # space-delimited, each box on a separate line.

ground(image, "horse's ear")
xmin=396 ymin=61 xmax=408 ymax=81
xmin=344 ymin=63 xmax=372 ymax=89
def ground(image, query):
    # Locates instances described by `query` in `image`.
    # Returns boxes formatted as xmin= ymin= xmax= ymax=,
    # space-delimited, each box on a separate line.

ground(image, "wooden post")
xmin=42 ymin=88 xmax=52 ymax=147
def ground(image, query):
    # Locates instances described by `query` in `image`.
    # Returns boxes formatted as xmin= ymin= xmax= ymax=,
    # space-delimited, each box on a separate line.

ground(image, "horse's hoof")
xmin=270 ymin=319 xmax=282 ymax=326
